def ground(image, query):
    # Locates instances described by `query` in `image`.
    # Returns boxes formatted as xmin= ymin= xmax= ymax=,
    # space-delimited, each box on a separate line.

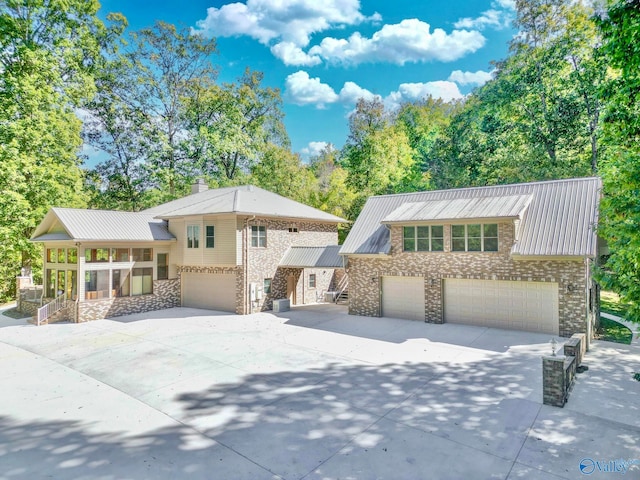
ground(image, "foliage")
xmin=0 ymin=0 xmax=115 ymax=301
xmin=596 ymin=317 xmax=632 ymax=344
xmin=596 ymin=0 xmax=640 ymax=322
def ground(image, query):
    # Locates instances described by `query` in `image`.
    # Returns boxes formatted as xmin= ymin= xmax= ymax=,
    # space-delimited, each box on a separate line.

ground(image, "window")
xmin=263 ymin=278 xmax=272 ymax=294
xmin=251 ymin=225 xmax=266 ymax=247
xmin=112 ymin=269 xmax=130 ymax=297
xmin=309 ymin=274 xmax=316 ymax=288
xmin=86 ymin=248 xmax=109 ymax=263
xmin=451 ymin=224 xmax=498 ymax=252
xmin=85 ymin=270 xmax=109 ymax=299
xmin=403 ymin=226 xmax=444 ymax=252
xmin=205 ymin=225 xmax=215 ymax=248
xmin=112 ymin=248 xmax=129 ymax=262
xmin=67 ymin=248 xmax=77 ymax=264
xmin=67 ymin=270 xmax=77 ymax=300
xmin=47 ymin=249 xmax=57 ymax=263
xmin=46 ymin=269 xmax=55 ymax=297
xmin=132 ymin=268 xmax=153 ymax=295
xmin=132 ymin=248 xmax=153 ymax=262
xmin=288 ymin=227 xmax=298 ymax=233
xmin=57 ymin=248 xmax=66 ymax=264
xmin=187 ymin=225 xmax=200 ymax=249
xmin=157 ymin=253 xmax=168 ymax=280
xmin=57 ymin=271 xmax=66 ymax=296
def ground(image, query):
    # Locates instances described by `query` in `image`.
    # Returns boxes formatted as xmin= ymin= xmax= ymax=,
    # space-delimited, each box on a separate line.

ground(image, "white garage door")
xmin=182 ymin=272 xmax=236 ymax=312
xmin=444 ymin=279 xmax=558 ymax=334
xmin=382 ymin=276 xmax=425 ymax=321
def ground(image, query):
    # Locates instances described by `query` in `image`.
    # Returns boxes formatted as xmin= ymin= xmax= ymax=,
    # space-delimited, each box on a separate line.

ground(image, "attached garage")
xmin=382 ymin=276 xmax=425 ymax=321
xmin=444 ymin=279 xmax=559 ymax=334
xmin=182 ymin=272 xmax=237 ymax=312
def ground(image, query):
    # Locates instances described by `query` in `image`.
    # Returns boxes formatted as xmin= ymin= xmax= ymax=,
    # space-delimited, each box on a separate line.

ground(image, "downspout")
xmin=585 ymin=256 xmax=592 ymax=351
xmin=243 ymin=215 xmax=255 ymax=314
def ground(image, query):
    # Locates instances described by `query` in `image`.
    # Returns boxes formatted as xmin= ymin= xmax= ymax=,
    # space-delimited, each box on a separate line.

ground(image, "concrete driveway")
xmin=0 ymin=304 xmax=638 ymax=480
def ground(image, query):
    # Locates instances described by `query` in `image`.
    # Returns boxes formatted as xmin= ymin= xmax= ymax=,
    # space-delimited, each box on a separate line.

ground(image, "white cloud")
xmin=309 ymin=19 xmax=485 ymax=65
xmin=194 ymin=0 xmax=379 ymax=47
xmin=495 ymin=0 xmax=516 ymax=9
xmin=301 ymin=141 xmax=330 ymax=157
xmin=271 ymin=41 xmax=321 ymax=66
xmin=285 ymin=71 xmax=464 ymax=110
xmin=454 ymin=9 xmax=505 ymax=30
xmin=338 ymin=81 xmax=377 ymax=104
xmin=384 ymin=81 xmax=463 ymax=110
xmin=448 ymin=69 xmax=494 ymax=86
xmin=285 ymin=71 xmax=339 ymax=108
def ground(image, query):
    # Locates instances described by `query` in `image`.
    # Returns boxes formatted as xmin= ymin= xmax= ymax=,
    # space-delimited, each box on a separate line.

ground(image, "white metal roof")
xmin=31 ymin=208 xmax=175 ymax=242
xmin=144 ymin=185 xmax=347 ymax=223
xmin=340 ymin=177 xmax=601 ymax=257
xmin=382 ymin=194 xmax=532 ymax=224
xmin=279 ymin=245 xmax=344 ymax=268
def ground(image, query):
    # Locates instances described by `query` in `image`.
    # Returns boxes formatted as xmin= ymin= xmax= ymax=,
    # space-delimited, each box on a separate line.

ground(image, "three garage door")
xmin=444 ymin=278 xmax=559 ymax=334
xmin=181 ymin=272 xmax=236 ymax=312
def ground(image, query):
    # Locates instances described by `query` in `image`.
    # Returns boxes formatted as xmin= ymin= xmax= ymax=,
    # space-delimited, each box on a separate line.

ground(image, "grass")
xmin=1 ymin=308 xmax=30 ymax=319
xmin=597 ymin=291 xmax=633 ymax=345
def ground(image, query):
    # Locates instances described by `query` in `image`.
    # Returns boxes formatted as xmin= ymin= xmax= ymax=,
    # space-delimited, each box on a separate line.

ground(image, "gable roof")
xmin=340 ymin=177 xmax=601 ymax=257
xmin=143 ymin=185 xmax=346 ymax=223
xmin=279 ymin=245 xmax=344 ymax=268
xmin=31 ymin=208 xmax=175 ymax=242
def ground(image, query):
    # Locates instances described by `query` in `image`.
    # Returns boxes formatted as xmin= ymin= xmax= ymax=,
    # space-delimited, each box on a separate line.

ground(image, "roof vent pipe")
xmin=192 ymin=178 xmax=208 ymax=195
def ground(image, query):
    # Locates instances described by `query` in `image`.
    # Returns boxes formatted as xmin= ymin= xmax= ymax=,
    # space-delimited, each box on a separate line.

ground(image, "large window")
xmin=68 ymin=248 xmax=77 ymax=264
xmin=132 ymin=268 xmax=153 ymax=295
xmin=67 ymin=270 xmax=77 ymax=300
xmin=85 ymin=270 xmax=110 ymax=299
xmin=251 ymin=225 xmax=266 ymax=247
xmin=403 ymin=226 xmax=444 ymax=252
xmin=451 ymin=224 xmax=498 ymax=252
xmin=157 ymin=253 xmax=168 ymax=280
xmin=57 ymin=248 xmax=66 ymax=264
xmin=46 ymin=269 xmax=55 ymax=297
xmin=57 ymin=271 xmax=66 ymax=297
xmin=187 ymin=225 xmax=200 ymax=249
xmin=112 ymin=269 xmax=130 ymax=297
xmin=86 ymin=248 xmax=109 ymax=263
xmin=205 ymin=225 xmax=215 ymax=248
xmin=47 ymin=249 xmax=57 ymax=263
xmin=113 ymin=248 xmax=130 ymax=262
xmin=46 ymin=269 xmax=77 ymax=299
xmin=132 ymin=248 xmax=152 ymax=262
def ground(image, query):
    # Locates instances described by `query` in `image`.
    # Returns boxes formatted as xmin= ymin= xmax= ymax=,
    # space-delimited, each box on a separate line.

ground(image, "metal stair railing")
xmin=334 ymin=275 xmax=349 ymax=304
xmin=36 ymin=292 xmax=66 ymax=326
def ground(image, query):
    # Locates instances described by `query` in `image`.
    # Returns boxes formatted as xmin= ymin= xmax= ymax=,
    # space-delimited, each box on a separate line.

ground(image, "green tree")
xmin=0 ymin=0 xmax=118 ymax=301
xmin=596 ymin=0 xmax=640 ymax=321
xmin=185 ymin=68 xmax=287 ymax=182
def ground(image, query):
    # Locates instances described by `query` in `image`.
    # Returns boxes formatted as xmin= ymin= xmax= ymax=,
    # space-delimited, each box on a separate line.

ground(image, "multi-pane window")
xmin=309 ymin=274 xmax=316 ymax=288
xmin=251 ymin=225 xmax=266 ymax=247
xmin=132 ymin=248 xmax=153 ymax=262
xmin=46 ymin=248 xmax=77 ymax=264
xmin=157 ymin=253 xmax=168 ymax=280
xmin=132 ymin=268 xmax=153 ymax=295
xmin=47 ymin=249 xmax=57 ymax=263
xmin=263 ymin=278 xmax=272 ymax=294
xmin=205 ymin=226 xmax=215 ymax=248
xmin=86 ymin=248 xmax=109 ymax=263
xmin=288 ymin=227 xmax=298 ymax=233
xmin=113 ymin=248 xmax=130 ymax=262
xmin=57 ymin=248 xmax=66 ymax=264
xmin=85 ymin=270 xmax=109 ymax=299
xmin=68 ymin=248 xmax=77 ymax=264
xmin=451 ymin=224 xmax=498 ymax=252
xmin=187 ymin=225 xmax=200 ymax=249
xmin=403 ymin=226 xmax=444 ymax=252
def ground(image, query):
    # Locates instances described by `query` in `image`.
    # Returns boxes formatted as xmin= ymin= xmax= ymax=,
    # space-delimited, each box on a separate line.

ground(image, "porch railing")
xmin=334 ymin=275 xmax=349 ymax=304
xmin=36 ymin=293 xmax=66 ymax=326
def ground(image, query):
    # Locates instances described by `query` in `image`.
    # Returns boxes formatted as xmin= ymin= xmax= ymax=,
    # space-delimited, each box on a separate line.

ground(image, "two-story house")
xmin=339 ymin=177 xmax=601 ymax=339
xmin=28 ymin=183 xmax=346 ymax=323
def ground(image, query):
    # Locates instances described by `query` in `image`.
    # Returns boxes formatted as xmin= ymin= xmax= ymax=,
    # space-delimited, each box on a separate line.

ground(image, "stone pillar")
xmin=543 ymin=356 xmax=567 ymax=407
xmin=15 ymin=275 xmax=33 ymax=310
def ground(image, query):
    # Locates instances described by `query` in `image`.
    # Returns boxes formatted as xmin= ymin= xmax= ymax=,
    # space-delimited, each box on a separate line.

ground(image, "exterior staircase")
xmin=32 ymin=293 xmax=67 ymax=326
xmin=334 ymin=275 xmax=349 ymax=305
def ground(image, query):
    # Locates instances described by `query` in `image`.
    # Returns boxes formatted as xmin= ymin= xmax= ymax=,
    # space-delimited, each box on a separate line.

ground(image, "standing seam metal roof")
xmin=340 ymin=177 xmax=601 ymax=257
xmin=279 ymin=245 xmax=344 ymax=268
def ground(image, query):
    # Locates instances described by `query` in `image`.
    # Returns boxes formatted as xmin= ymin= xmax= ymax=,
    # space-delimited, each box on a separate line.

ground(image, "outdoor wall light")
xmin=371 ymin=277 xmax=377 ymax=284
xmin=566 ymin=283 xmax=576 ymax=293
xmin=429 ymin=278 xmax=438 ymax=287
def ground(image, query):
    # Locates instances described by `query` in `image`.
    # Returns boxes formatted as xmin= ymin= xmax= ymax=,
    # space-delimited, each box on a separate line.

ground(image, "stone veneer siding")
xmin=76 ymin=279 xmax=180 ymax=322
xmin=347 ymin=222 xmax=589 ymax=337
xmin=245 ymin=219 xmax=338 ymax=313
xmin=177 ymin=266 xmax=243 ymax=314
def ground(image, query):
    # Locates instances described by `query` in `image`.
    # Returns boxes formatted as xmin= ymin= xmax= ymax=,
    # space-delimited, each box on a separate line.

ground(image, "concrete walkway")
xmin=0 ymin=304 xmax=639 ymax=479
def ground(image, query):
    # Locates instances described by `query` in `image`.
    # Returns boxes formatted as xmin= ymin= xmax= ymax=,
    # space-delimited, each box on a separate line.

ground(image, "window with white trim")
xmin=205 ymin=225 xmax=215 ymax=248
xmin=403 ymin=226 xmax=444 ymax=252
xmin=451 ymin=224 xmax=498 ymax=252
xmin=187 ymin=225 xmax=200 ymax=249
xmin=251 ymin=225 xmax=266 ymax=247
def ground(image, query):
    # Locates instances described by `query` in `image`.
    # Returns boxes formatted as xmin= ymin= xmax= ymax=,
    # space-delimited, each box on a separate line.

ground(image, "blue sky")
xmin=97 ymin=0 xmax=517 ymax=160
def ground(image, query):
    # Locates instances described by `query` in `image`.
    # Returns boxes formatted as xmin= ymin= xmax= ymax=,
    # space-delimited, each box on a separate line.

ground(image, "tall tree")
xmin=0 ymin=1 xmax=120 ymax=301
xmin=185 ymin=68 xmax=287 ymax=182
xmin=596 ymin=0 xmax=640 ymax=321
